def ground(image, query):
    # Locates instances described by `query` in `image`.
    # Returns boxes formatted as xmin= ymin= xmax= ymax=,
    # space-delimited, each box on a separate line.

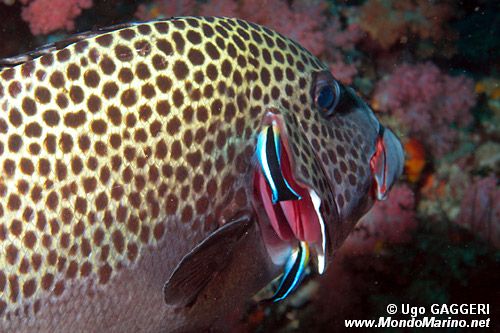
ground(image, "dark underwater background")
xmin=0 ymin=0 xmax=498 ymax=331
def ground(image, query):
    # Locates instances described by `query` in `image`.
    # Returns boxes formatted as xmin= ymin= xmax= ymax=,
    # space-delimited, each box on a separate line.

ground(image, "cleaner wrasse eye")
xmin=0 ymin=16 xmax=403 ymax=331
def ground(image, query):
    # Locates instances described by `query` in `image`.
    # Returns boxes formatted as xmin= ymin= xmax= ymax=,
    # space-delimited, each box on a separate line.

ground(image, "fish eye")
xmin=314 ymin=79 xmax=340 ymax=117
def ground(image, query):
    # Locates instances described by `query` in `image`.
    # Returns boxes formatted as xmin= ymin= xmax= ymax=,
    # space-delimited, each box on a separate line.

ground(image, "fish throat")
xmin=253 ymin=119 xmax=328 ymax=300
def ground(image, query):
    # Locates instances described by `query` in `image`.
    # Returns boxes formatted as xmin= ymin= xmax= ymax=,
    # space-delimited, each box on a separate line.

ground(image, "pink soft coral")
xmin=20 ymin=0 xmax=92 ymax=35
xmin=199 ymin=0 xmax=239 ymax=17
xmin=330 ymin=62 xmax=358 ymax=85
xmin=456 ymin=176 xmax=500 ymax=248
xmin=343 ymin=185 xmax=417 ymax=255
xmin=308 ymin=185 xmax=416 ymax=314
xmin=135 ymin=0 xmax=327 ymax=56
xmin=239 ymin=0 xmax=327 ymax=56
xmin=325 ymin=17 xmax=364 ymax=84
xmin=136 ymin=0 xmax=197 ymax=21
xmin=373 ymin=62 xmax=476 ymax=157
xmin=359 ymin=0 xmax=455 ymax=50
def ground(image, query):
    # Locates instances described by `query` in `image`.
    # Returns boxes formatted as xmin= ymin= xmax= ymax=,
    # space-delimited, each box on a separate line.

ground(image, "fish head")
xmin=253 ymin=68 xmax=404 ymax=276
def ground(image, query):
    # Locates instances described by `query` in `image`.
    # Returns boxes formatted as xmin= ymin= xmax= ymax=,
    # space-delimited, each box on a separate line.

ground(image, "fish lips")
xmin=253 ymin=111 xmax=336 ymax=275
xmin=370 ymin=125 xmax=405 ymax=200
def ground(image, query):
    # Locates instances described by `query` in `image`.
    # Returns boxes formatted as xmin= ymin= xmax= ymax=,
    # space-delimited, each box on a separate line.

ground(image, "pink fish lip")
xmin=252 ymin=112 xmax=332 ymax=274
xmin=370 ymin=125 xmax=404 ymax=200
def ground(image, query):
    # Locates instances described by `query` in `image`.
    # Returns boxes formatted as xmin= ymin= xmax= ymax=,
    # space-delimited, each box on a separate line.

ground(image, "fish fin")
xmin=163 ymin=216 xmax=252 ymax=307
xmin=0 ymin=22 xmax=140 ymax=68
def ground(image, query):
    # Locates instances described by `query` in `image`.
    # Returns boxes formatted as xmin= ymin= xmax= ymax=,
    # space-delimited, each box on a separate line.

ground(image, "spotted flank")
xmin=0 ymin=15 xmax=331 ymax=320
xmin=0 ymin=15 xmax=403 ymax=329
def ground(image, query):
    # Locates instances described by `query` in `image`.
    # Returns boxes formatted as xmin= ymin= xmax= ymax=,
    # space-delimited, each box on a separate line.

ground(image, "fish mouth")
xmin=370 ymin=124 xmax=404 ymax=200
xmin=253 ymin=114 xmax=329 ymax=277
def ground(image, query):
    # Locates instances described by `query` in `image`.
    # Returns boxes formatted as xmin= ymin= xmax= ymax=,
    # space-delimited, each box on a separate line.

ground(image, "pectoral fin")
xmin=163 ymin=216 xmax=252 ymax=307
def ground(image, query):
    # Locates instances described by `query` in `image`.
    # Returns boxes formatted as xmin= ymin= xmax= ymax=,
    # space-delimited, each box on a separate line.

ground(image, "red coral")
xmin=373 ymin=62 xmax=476 ymax=157
xmin=20 ymin=0 xmax=92 ymax=35
xmin=456 ymin=176 xmax=500 ymax=248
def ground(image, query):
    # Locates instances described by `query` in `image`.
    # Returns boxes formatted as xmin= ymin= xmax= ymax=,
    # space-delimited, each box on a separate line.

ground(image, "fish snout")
xmin=370 ymin=125 xmax=405 ymax=200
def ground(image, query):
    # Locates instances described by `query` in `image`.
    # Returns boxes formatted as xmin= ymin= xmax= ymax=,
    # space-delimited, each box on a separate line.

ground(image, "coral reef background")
xmin=0 ymin=0 xmax=498 ymax=331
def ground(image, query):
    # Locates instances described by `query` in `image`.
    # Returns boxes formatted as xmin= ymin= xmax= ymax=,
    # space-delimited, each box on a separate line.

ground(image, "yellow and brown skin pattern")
xmin=0 ymin=16 xmax=384 ymax=332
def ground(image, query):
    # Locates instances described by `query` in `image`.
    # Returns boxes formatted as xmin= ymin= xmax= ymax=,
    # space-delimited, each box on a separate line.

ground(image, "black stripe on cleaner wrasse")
xmin=0 ymin=16 xmax=404 ymax=332
xmin=270 ymin=241 xmax=310 ymax=302
xmin=256 ymin=123 xmax=302 ymax=204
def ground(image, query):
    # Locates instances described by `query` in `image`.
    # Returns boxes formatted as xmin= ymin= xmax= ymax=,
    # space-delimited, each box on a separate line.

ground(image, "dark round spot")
xmin=56 ymin=94 xmax=69 ymax=109
xmin=221 ymin=59 xmax=232 ymax=78
xmin=25 ymin=122 xmax=42 ymax=138
xmin=69 ymin=85 xmax=84 ymax=104
xmin=205 ymin=42 xmax=220 ymax=59
xmin=91 ymin=119 xmax=107 ymax=135
xmin=154 ymin=22 xmax=169 ymax=34
xmin=96 ymin=34 xmax=113 ymax=47
xmin=115 ymin=45 xmax=133 ymax=62
xmin=173 ymin=60 xmax=189 ymax=80
xmin=187 ymin=30 xmax=202 ymax=44
xmin=121 ymin=89 xmax=137 ymax=107
xmin=49 ymin=71 xmax=65 ymax=88
xmin=118 ymin=68 xmax=133 ymax=83
xmin=8 ymin=134 xmax=22 ymax=152
xmin=8 ymin=108 xmax=22 ymax=127
xmin=166 ymin=116 xmax=181 ymax=135
xmin=206 ymin=64 xmax=218 ymax=81
xmin=136 ymin=63 xmax=151 ymax=80
xmin=22 ymin=97 xmax=37 ymax=116
xmin=119 ymin=28 xmax=136 ymax=40
xmin=152 ymin=55 xmax=168 ymax=70
xmin=64 ymin=110 xmax=86 ymax=128
xmin=66 ymin=63 xmax=81 ymax=81
xmin=172 ymin=89 xmax=184 ymax=107
xmin=187 ymin=49 xmax=205 ymax=66
xmin=103 ymin=82 xmax=119 ymax=99
xmin=170 ymin=141 xmax=182 ymax=160
xmin=84 ymin=70 xmax=100 ymax=88
xmin=135 ymin=40 xmax=152 ymax=57
xmin=56 ymin=49 xmax=71 ymax=62
xmin=99 ymin=57 xmax=116 ymax=75
xmin=156 ymin=76 xmax=172 ymax=93
xmin=333 ymin=169 xmax=342 ymax=184
xmin=35 ymin=87 xmax=51 ymax=104
xmin=172 ymin=31 xmax=185 ymax=53
xmin=87 ymin=95 xmax=102 ymax=113
xmin=260 ymin=67 xmax=270 ymax=85
xmin=181 ymin=205 xmax=193 ymax=223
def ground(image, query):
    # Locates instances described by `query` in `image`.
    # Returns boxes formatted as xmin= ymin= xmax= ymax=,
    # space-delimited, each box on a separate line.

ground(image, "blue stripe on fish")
xmin=272 ymin=241 xmax=310 ymax=302
xmin=256 ymin=123 xmax=301 ymax=204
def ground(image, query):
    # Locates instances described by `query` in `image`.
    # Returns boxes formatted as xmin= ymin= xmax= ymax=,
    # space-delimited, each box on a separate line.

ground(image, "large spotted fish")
xmin=0 ymin=17 xmax=403 ymax=332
